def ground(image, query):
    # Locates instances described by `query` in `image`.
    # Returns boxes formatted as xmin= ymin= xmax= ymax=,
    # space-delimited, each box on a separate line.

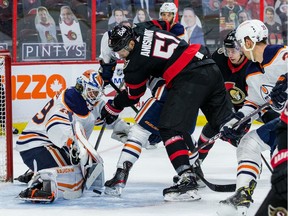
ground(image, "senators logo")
xmin=65 ymin=30 xmax=77 ymax=40
xmin=225 ymin=82 xmax=245 ymax=105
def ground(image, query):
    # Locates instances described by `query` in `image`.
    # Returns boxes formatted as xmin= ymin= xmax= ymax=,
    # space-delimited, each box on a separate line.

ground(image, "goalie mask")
xmin=76 ymin=70 xmax=104 ymax=107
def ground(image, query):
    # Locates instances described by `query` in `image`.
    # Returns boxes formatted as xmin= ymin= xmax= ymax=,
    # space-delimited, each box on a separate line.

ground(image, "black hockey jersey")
xmin=212 ymin=47 xmax=250 ymax=111
xmin=113 ymin=21 xmax=208 ymax=110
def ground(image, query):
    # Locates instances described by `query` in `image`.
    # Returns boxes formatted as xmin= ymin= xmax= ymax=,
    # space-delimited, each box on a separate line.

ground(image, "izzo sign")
xmin=11 ymin=74 xmax=67 ymax=100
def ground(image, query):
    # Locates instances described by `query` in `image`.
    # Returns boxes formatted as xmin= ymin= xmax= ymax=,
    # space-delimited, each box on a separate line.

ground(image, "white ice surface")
xmin=0 ymin=125 xmax=271 ymax=216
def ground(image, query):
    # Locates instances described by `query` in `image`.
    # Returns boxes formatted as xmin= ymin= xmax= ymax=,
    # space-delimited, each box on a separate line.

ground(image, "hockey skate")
xmin=17 ymin=177 xmax=55 ymax=203
xmin=104 ymin=161 xmax=132 ymax=196
xmin=164 ymin=170 xmax=201 ymax=202
xmin=217 ymin=180 xmax=257 ymax=216
xmin=173 ymin=163 xmax=205 ymax=189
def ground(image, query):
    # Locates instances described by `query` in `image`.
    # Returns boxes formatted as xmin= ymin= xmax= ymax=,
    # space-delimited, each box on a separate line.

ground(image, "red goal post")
xmin=0 ymin=50 xmax=13 ymax=182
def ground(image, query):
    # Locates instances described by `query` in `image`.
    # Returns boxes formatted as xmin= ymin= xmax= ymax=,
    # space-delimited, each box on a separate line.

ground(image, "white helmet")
xmin=235 ymin=19 xmax=268 ymax=49
xmin=159 ymin=2 xmax=178 ymax=18
xmin=76 ymin=69 xmax=104 ymax=107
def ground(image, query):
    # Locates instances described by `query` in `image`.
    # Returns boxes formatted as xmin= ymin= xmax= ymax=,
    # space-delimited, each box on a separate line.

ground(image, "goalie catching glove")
xmin=220 ymin=112 xmax=251 ymax=143
xmin=101 ymin=99 xmax=123 ymax=125
xmin=66 ymin=138 xmax=80 ymax=165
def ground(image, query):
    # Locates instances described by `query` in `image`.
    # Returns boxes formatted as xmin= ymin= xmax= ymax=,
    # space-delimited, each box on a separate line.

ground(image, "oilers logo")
xmin=260 ymin=84 xmax=284 ymax=111
xmin=268 ymin=205 xmax=287 ymax=216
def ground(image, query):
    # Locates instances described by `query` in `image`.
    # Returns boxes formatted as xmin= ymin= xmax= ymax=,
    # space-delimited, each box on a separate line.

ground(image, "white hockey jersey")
xmin=16 ymin=87 xmax=105 ymax=152
xmin=240 ymin=45 xmax=288 ymax=117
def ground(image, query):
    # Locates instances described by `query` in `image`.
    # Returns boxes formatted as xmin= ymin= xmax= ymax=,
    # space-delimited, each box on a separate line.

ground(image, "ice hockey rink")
xmin=0 ymin=125 xmax=271 ymax=216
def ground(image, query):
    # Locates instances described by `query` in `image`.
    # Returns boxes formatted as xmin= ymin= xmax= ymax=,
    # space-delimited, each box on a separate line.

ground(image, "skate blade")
xmin=217 ymin=202 xmax=248 ymax=216
xmin=164 ymin=189 xmax=201 ymax=202
xmin=104 ymin=186 xmax=123 ymax=197
xmin=17 ymin=195 xmax=54 ymax=204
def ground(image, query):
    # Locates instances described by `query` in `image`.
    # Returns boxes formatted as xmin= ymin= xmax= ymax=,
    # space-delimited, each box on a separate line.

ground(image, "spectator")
xmin=59 ymin=5 xmax=83 ymax=46
xmin=23 ymin=0 xmax=41 ymax=15
xmin=236 ymin=9 xmax=251 ymax=26
xmin=108 ymin=8 xmax=127 ymax=31
xmin=35 ymin=6 xmax=58 ymax=43
xmin=246 ymin=0 xmax=267 ymax=19
xmin=220 ymin=0 xmax=243 ymax=30
xmin=134 ymin=0 xmax=156 ymax=18
xmin=275 ymin=0 xmax=288 ymax=44
xmin=181 ymin=7 xmax=205 ymax=45
xmin=133 ymin=8 xmax=151 ymax=24
xmin=110 ymin=0 xmax=131 ymax=17
xmin=264 ymin=6 xmax=283 ymax=44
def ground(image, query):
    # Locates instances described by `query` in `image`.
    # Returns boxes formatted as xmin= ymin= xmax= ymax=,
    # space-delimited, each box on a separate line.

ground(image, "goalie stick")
xmin=68 ymin=112 xmax=104 ymax=190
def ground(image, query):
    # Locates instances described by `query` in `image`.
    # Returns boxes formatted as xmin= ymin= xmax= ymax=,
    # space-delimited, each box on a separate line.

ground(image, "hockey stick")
xmin=109 ymin=81 xmax=139 ymax=113
xmin=195 ymin=172 xmax=236 ymax=192
xmin=192 ymin=102 xmax=271 ymax=154
xmin=95 ymin=120 xmax=107 ymax=151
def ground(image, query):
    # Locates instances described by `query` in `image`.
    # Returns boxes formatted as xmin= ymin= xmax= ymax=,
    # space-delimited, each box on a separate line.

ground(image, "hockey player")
xmin=255 ymin=101 xmax=287 ymax=216
xmin=99 ymin=18 xmax=191 ymax=196
xmin=196 ymin=30 xmax=279 ymax=172
xmin=217 ymin=19 xmax=288 ymax=215
xmin=100 ymin=23 xmax=233 ymax=201
xmin=15 ymin=70 xmax=130 ymax=203
xmin=159 ymin=2 xmax=188 ymax=42
xmin=196 ymin=29 xmax=250 ymax=164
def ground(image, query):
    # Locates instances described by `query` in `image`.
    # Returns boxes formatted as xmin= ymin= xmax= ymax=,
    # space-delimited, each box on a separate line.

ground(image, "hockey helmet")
xmin=109 ymin=25 xmax=135 ymax=52
xmin=76 ymin=69 xmax=104 ymax=106
xmin=235 ymin=19 xmax=268 ymax=51
xmin=159 ymin=2 xmax=177 ymax=16
xmin=159 ymin=2 xmax=177 ymax=22
xmin=223 ymin=30 xmax=241 ymax=56
xmin=224 ymin=30 xmax=238 ymax=48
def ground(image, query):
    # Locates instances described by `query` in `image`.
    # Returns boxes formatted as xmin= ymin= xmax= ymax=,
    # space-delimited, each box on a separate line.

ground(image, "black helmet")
xmin=223 ymin=30 xmax=237 ymax=48
xmin=109 ymin=25 xmax=135 ymax=52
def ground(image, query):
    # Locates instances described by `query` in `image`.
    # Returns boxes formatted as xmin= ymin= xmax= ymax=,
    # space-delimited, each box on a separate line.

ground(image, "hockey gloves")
xmin=99 ymin=60 xmax=117 ymax=86
xmin=270 ymin=73 xmax=287 ymax=110
xmin=101 ymin=100 xmax=122 ymax=125
xmin=271 ymin=149 xmax=288 ymax=201
xmin=148 ymin=133 xmax=162 ymax=145
xmin=220 ymin=112 xmax=250 ymax=143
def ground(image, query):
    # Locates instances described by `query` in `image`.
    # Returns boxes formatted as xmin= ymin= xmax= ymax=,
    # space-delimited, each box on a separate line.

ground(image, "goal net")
xmin=0 ymin=50 xmax=13 ymax=182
